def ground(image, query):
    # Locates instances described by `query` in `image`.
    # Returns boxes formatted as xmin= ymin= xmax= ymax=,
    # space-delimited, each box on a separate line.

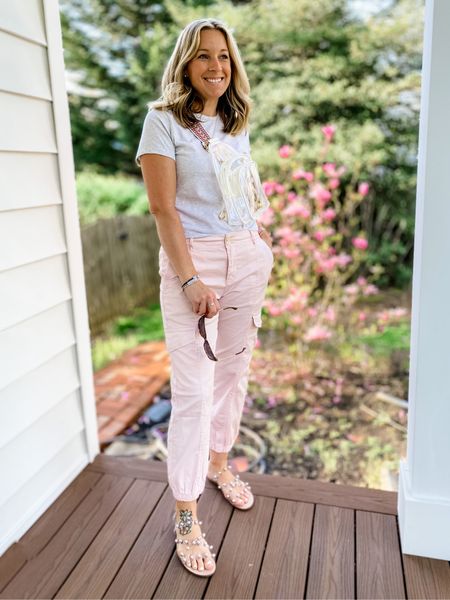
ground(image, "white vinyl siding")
xmin=0 ymin=0 xmax=98 ymax=557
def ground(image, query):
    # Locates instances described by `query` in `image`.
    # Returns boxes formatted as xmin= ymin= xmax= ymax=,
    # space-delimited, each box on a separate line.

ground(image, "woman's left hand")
xmin=258 ymin=226 xmax=272 ymax=248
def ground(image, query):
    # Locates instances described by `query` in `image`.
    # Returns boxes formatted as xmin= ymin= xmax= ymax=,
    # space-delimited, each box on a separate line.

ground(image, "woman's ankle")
xmin=175 ymin=499 xmax=197 ymax=519
xmin=209 ymin=450 xmax=228 ymax=468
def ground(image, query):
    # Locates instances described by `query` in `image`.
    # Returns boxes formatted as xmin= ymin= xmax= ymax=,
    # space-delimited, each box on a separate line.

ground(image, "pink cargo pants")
xmin=159 ymin=229 xmax=274 ymax=501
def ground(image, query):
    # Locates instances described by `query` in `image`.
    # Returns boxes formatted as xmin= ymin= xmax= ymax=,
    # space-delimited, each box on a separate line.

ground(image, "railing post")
xmin=397 ymin=0 xmax=450 ymax=560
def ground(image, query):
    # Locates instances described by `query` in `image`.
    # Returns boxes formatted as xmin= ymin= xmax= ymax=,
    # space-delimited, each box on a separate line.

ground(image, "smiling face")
xmin=186 ymin=28 xmax=232 ymax=114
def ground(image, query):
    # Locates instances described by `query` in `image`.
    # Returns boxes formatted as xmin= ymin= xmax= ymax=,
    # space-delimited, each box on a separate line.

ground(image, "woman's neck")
xmin=193 ymin=98 xmax=218 ymax=117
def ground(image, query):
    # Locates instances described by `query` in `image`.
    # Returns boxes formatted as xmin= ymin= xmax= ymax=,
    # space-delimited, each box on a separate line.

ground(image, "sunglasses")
xmin=198 ymin=306 xmax=246 ymax=361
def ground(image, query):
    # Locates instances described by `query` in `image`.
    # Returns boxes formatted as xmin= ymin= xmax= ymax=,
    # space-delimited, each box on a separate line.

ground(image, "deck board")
xmin=306 ymin=505 xmax=354 ymax=599
xmin=1 ymin=455 xmax=449 ymax=599
xmin=255 ymin=499 xmax=314 ymax=599
xmin=104 ymin=486 xmax=177 ymax=599
xmin=55 ymin=479 xmax=166 ymax=599
xmin=356 ymin=510 xmax=406 ymax=598
xmin=204 ymin=496 xmax=275 ymax=599
xmin=153 ymin=489 xmax=232 ymax=600
xmin=403 ymin=554 xmax=450 ymax=599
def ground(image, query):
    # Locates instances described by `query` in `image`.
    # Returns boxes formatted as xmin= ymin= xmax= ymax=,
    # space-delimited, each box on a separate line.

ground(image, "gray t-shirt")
xmin=135 ymin=108 xmax=259 ymax=237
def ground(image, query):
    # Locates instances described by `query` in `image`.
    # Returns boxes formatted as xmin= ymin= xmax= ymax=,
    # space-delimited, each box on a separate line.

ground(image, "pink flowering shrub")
xmin=260 ymin=125 xmax=379 ymax=352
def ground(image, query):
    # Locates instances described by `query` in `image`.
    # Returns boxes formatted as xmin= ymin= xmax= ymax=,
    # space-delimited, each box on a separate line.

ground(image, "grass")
xmin=355 ymin=322 xmax=410 ymax=356
xmin=91 ymin=303 xmax=164 ymax=371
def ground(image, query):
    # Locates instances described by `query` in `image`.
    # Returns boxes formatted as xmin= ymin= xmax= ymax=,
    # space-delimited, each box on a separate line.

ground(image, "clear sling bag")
xmin=189 ymin=120 xmax=270 ymax=229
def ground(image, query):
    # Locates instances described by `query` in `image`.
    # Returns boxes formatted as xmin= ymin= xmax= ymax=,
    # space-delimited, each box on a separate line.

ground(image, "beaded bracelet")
xmin=181 ymin=274 xmax=200 ymax=290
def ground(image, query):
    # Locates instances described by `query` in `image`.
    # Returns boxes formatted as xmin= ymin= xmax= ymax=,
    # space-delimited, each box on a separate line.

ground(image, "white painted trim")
xmin=42 ymin=0 xmax=99 ymax=461
xmin=0 ymin=452 xmax=89 ymax=557
xmin=398 ymin=461 xmax=450 ymax=560
xmin=397 ymin=0 xmax=450 ymax=560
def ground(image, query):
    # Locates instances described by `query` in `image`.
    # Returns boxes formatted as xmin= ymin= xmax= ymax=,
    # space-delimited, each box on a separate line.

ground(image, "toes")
xmin=202 ymin=552 xmax=214 ymax=570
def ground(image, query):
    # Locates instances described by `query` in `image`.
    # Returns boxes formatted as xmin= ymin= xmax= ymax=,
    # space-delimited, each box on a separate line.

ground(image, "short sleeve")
xmin=242 ymin=128 xmax=251 ymax=155
xmin=135 ymin=109 xmax=176 ymax=167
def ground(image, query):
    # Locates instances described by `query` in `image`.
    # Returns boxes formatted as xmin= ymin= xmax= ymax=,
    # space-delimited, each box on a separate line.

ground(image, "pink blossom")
xmin=358 ymin=182 xmax=370 ymax=196
xmin=314 ymin=230 xmax=326 ymax=243
xmin=357 ymin=276 xmax=367 ymax=286
xmin=287 ymin=191 xmax=298 ymax=202
xmin=391 ymin=307 xmax=408 ymax=318
xmin=259 ymin=206 xmax=275 ymax=227
xmin=335 ymin=253 xmax=352 ymax=267
xmin=293 ymin=169 xmax=314 ymax=182
xmin=283 ymin=202 xmax=311 ymax=219
xmin=324 ymin=307 xmax=336 ymax=322
xmin=358 ymin=311 xmax=367 ymax=322
xmin=275 ymin=226 xmax=293 ymax=238
xmin=315 ymin=258 xmax=337 ymax=273
xmin=322 ymin=162 xmax=346 ymax=178
xmin=310 ymin=184 xmax=332 ymax=209
xmin=321 ymin=124 xmax=336 ymax=142
xmin=352 ymin=237 xmax=368 ymax=250
xmin=307 ymin=307 xmax=318 ymax=317
xmin=262 ymin=180 xmax=277 ymax=196
xmin=344 ymin=284 xmax=358 ymax=295
xmin=291 ymin=315 xmax=302 ymax=325
xmin=275 ymin=183 xmax=286 ymax=194
xmin=289 ymin=287 xmax=309 ymax=303
xmin=279 ymin=144 xmax=293 ymax=158
xmin=254 ymin=338 xmax=261 ymax=349
xmin=281 ymin=298 xmax=295 ymax=311
xmin=329 ymin=178 xmax=340 ymax=189
xmin=283 ymin=248 xmax=301 ymax=259
xmin=321 ymin=208 xmax=336 ymax=221
xmin=313 ymin=227 xmax=335 ymax=243
xmin=304 ymin=325 xmax=332 ymax=342
xmin=362 ymin=284 xmax=379 ymax=296
xmin=267 ymin=303 xmax=282 ymax=316
xmin=275 ymin=226 xmax=302 ymax=245
xmin=322 ymin=162 xmax=337 ymax=176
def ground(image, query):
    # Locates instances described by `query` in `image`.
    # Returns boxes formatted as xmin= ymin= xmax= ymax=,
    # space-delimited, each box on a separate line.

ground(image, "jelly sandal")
xmin=173 ymin=512 xmax=216 ymax=577
xmin=207 ymin=464 xmax=254 ymax=510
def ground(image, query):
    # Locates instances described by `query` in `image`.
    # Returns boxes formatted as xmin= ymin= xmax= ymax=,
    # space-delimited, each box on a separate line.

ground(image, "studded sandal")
xmin=173 ymin=511 xmax=216 ymax=577
xmin=206 ymin=464 xmax=254 ymax=510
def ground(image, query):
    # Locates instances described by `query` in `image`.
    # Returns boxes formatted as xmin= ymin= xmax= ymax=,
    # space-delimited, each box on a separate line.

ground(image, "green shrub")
xmin=76 ymin=171 xmax=148 ymax=225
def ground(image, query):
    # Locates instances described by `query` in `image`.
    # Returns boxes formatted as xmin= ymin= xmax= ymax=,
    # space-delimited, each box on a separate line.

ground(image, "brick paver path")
xmin=95 ymin=341 xmax=170 ymax=448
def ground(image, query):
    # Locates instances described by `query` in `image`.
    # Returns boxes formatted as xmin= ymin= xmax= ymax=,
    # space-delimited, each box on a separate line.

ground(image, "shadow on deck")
xmin=1 ymin=455 xmax=449 ymax=599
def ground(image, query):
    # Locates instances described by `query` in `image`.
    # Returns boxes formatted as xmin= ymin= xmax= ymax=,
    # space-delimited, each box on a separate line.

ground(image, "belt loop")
xmin=250 ymin=230 xmax=257 ymax=245
xmin=187 ymin=237 xmax=194 ymax=250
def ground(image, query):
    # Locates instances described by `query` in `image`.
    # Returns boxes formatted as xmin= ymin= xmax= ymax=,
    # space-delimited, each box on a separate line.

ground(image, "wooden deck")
xmin=1 ymin=455 xmax=449 ymax=599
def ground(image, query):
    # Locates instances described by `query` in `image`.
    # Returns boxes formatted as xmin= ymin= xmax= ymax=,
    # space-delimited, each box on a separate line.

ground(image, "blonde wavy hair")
xmin=149 ymin=18 xmax=252 ymax=135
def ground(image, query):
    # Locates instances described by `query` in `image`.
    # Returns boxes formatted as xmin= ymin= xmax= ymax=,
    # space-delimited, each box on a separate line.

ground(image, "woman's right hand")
xmin=183 ymin=279 xmax=220 ymax=317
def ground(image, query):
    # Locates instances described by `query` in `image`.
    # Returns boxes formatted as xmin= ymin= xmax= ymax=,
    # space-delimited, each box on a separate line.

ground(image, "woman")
xmin=136 ymin=18 xmax=273 ymax=577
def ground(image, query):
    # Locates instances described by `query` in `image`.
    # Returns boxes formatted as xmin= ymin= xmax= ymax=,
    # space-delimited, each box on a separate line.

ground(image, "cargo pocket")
xmin=247 ymin=311 xmax=262 ymax=349
xmin=252 ymin=312 xmax=262 ymax=328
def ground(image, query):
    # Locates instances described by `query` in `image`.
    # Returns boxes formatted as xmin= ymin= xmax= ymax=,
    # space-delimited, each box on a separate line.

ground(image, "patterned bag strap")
xmin=189 ymin=121 xmax=211 ymax=150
